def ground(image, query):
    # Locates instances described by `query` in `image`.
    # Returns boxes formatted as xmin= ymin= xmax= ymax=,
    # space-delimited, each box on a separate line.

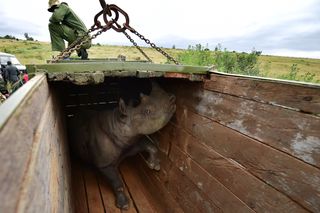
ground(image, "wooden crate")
xmin=1 ymin=62 xmax=319 ymax=212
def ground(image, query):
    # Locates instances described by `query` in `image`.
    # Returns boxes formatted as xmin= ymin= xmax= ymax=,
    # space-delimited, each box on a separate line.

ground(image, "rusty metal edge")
xmin=0 ymin=74 xmax=47 ymax=130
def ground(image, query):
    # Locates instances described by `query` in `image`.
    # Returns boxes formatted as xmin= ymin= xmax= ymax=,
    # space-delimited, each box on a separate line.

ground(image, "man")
xmin=48 ymin=0 xmax=91 ymax=59
xmin=4 ymin=61 xmax=20 ymax=84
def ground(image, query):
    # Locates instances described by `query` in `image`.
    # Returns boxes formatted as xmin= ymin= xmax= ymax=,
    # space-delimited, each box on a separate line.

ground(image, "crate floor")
xmin=71 ymin=158 xmax=181 ymax=213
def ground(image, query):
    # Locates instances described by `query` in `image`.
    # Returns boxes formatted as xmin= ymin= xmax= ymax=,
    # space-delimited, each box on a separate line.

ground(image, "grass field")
xmin=259 ymin=55 xmax=320 ymax=82
xmin=1 ymin=39 xmax=319 ymax=83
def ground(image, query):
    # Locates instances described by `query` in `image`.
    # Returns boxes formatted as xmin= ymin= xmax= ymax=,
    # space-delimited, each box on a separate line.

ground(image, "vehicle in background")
xmin=0 ymin=52 xmax=26 ymax=73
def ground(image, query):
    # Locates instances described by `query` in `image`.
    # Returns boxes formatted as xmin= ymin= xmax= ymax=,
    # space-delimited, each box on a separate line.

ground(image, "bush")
xmin=177 ymin=44 xmax=215 ymax=66
xmin=280 ymin=64 xmax=319 ymax=83
xmin=303 ymin=72 xmax=317 ymax=82
xmin=214 ymin=46 xmax=261 ymax=76
xmin=177 ymin=44 xmax=261 ymax=76
xmin=286 ymin=64 xmax=299 ymax=80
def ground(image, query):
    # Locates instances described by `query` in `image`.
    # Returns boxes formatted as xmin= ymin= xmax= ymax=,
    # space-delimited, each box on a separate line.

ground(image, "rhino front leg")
xmin=142 ymin=139 xmax=160 ymax=171
xmin=99 ymin=166 xmax=129 ymax=209
xmin=121 ymin=137 xmax=160 ymax=171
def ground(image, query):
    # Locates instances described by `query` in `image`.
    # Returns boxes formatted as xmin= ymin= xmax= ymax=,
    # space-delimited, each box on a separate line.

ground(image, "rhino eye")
xmin=145 ymin=109 xmax=151 ymax=115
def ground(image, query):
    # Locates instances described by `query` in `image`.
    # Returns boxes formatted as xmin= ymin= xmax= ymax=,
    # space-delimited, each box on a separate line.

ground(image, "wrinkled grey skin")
xmin=69 ymin=82 xmax=176 ymax=209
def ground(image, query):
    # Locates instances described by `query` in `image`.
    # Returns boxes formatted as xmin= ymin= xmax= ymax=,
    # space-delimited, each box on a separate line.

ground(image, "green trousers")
xmin=48 ymin=22 xmax=91 ymax=52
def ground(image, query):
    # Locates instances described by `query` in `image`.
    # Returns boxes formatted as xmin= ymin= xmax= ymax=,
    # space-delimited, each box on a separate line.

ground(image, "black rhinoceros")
xmin=69 ymin=81 xmax=176 ymax=209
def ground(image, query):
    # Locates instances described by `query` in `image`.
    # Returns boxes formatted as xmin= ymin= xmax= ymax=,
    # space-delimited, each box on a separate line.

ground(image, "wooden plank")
xmin=120 ymin=161 xmax=157 ymax=213
xmin=72 ymin=161 xmax=89 ymax=213
xmin=158 ymin=122 xmax=306 ymax=212
xmin=0 ymin=74 xmax=47 ymax=129
xmin=205 ymin=74 xmax=320 ymax=115
xmin=126 ymin=156 xmax=183 ymax=213
xmin=162 ymin=157 xmax=221 ymax=212
xmin=49 ymin=94 xmax=73 ymax=213
xmin=171 ymin=81 xmax=320 ymax=168
xmin=0 ymin=74 xmax=50 ymax=212
xmin=82 ymin=166 xmax=105 ymax=213
xmin=167 ymin=142 xmax=254 ymax=212
xmin=135 ymin=150 xmax=221 ymax=213
xmin=16 ymin=94 xmax=55 ymax=213
xmin=173 ymin=106 xmax=320 ymax=212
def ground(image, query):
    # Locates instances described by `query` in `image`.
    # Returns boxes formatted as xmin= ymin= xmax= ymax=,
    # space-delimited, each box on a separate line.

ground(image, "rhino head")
xmin=117 ymin=81 xmax=176 ymax=135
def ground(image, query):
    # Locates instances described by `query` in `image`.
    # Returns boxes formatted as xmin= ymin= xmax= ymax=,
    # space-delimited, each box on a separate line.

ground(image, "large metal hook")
xmin=99 ymin=0 xmax=111 ymax=16
xmin=91 ymin=0 xmax=133 ymax=33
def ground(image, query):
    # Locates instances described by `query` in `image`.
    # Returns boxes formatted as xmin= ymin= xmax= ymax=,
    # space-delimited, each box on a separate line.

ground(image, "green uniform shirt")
xmin=50 ymin=3 xmax=88 ymax=36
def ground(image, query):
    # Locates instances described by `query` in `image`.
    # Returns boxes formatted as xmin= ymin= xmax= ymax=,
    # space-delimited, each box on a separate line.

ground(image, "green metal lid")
xmin=27 ymin=61 xmax=210 ymax=84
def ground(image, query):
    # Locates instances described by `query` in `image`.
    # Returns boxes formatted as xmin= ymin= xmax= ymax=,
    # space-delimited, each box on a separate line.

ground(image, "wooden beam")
xmin=206 ymin=73 xmax=320 ymax=115
xmin=173 ymin=106 xmax=319 ymax=212
xmin=0 ymin=75 xmax=49 ymax=211
xmin=0 ymin=76 xmax=73 ymax=212
xmin=170 ymin=80 xmax=320 ymax=168
xmin=210 ymin=70 xmax=320 ymax=88
xmin=0 ymin=74 xmax=47 ymax=129
xmin=156 ymin=122 xmax=307 ymax=212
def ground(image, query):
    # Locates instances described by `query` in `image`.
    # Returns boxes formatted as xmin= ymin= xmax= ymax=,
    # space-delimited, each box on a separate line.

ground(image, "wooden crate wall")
xmin=138 ymin=74 xmax=320 ymax=213
xmin=0 ymin=75 xmax=73 ymax=213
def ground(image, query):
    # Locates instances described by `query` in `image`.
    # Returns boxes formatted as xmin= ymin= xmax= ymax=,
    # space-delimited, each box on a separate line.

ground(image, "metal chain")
xmin=130 ymin=29 xmax=180 ymax=65
xmin=122 ymin=30 xmax=153 ymax=63
xmin=50 ymin=29 xmax=104 ymax=63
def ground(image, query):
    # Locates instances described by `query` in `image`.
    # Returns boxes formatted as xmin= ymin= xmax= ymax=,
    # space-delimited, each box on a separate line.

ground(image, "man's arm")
xmin=16 ymin=67 xmax=20 ymax=76
xmin=49 ymin=4 xmax=69 ymax=23
xmin=3 ymin=68 xmax=8 ymax=82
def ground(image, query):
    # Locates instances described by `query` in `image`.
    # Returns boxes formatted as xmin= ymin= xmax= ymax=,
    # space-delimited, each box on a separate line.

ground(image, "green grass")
xmin=1 ymin=39 xmax=319 ymax=83
xmin=0 ymin=39 xmax=52 ymax=64
xmin=259 ymin=55 xmax=320 ymax=82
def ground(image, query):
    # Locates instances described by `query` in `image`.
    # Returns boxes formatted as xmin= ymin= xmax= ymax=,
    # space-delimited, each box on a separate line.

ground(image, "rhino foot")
xmin=146 ymin=158 xmax=161 ymax=171
xmin=115 ymin=189 xmax=129 ymax=210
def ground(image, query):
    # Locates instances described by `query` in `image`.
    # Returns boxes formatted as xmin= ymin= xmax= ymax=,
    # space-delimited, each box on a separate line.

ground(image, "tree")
xmin=24 ymin=33 xmax=34 ymax=41
xmin=1 ymin=35 xmax=17 ymax=40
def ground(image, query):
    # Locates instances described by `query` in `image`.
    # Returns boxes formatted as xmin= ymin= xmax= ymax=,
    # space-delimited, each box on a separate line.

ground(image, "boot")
xmin=78 ymin=49 xmax=88 ymax=60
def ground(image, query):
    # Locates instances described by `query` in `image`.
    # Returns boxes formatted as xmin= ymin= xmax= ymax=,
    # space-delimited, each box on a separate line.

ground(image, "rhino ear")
xmin=119 ymin=98 xmax=127 ymax=116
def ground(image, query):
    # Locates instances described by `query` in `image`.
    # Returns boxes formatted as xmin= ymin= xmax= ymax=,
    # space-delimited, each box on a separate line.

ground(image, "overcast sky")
xmin=0 ymin=0 xmax=319 ymax=58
